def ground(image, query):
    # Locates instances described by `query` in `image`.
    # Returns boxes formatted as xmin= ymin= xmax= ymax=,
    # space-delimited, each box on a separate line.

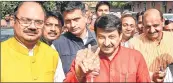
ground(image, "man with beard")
xmin=41 ymin=11 xmax=64 ymax=46
xmin=51 ymin=1 xmax=97 ymax=74
xmin=1 ymin=1 xmax=64 ymax=82
xmin=64 ymin=14 xmax=151 ymax=82
xmin=120 ymin=14 xmax=136 ymax=48
xmin=129 ymin=8 xmax=173 ymax=82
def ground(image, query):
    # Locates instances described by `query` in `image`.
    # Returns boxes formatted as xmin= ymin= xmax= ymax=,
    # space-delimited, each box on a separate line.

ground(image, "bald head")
xmin=143 ymin=8 xmax=163 ymax=21
xmin=15 ymin=2 xmax=45 ymax=17
xmin=142 ymin=8 xmax=164 ymax=41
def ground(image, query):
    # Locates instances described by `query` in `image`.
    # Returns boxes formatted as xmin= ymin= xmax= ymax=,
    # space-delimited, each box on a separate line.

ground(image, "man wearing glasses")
xmin=1 ymin=1 xmax=64 ymax=82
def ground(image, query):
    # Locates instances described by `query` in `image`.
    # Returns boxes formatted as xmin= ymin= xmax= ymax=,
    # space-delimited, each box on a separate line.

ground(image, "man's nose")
xmin=103 ymin=38 xmax=111 ymax=46
xmin=28 ymin=20 xmax=37 ymax=29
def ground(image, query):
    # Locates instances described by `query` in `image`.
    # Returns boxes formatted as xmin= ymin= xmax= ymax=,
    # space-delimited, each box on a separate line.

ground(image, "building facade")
xmin=131 ymin=1 xmax=173 ymax=13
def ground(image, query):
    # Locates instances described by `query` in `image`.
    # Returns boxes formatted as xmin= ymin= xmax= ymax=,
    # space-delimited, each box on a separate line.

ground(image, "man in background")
xmin=52 ymin=1 xmax=97 ymax=74
xmin=41 ymin=11 xmax=64 ymax=46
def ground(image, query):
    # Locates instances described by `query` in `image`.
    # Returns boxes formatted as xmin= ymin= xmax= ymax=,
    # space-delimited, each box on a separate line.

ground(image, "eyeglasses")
xmin=44 ymin=22 xmax=61 ymax=29
xmin=15 ymin=16 xmax=44 ymax=28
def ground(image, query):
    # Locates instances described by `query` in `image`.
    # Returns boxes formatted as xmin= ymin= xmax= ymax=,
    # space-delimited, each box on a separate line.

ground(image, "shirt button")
xmin=33 ymin=77 xmax=38 ymax=80
xmin=32 ymin=60 xmax=36 ymax=63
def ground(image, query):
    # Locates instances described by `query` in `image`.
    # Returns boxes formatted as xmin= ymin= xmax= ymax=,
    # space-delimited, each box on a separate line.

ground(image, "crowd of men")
xmin=1 ymin=1 xmax=173 ymax=82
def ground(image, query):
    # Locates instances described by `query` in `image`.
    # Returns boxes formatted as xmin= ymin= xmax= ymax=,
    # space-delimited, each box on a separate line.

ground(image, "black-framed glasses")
xmin=15 ymin=16 xmax=44 ymax=28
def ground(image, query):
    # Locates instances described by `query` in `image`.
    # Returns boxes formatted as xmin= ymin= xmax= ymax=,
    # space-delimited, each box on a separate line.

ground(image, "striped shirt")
xmin=129 ymin=31 xmax=173 ymax=72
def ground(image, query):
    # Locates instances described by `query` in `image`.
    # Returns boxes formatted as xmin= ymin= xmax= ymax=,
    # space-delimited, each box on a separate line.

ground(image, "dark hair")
xmin=46 ymin=11 xmax=64 ymax=26
xmin=136 ymin=11 xmax=145 ymax=21
xmin=94 ymin=14 xmax=121 ymax=34
xmin=14 ymin=1 xmax=46 ymax=17
xmin=165 ymin=20 xmax=173 ymax=25
xmin=121 ymin=14 xmax=136 ymax=23
xmin=60 ymin=1 xmax=85 ymax=14
xmin=95 ymin=1 xmax=110 ymax=12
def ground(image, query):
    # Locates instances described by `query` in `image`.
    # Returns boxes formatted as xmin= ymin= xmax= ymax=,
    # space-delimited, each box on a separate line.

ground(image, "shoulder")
xmin=168 ymin=63 xmax=173 ymax=67
xmin=163 ymin=31 xmax=173 ymax=39
xmin=39 ymin=41 xmax=59 ymax=55
xmin=1 ymin=37 xmax=13 ymax=46
xmin=52 ymin=33 xmax=69 ymax=45
xmin=121 ymin=47 xmax=143 ymax=58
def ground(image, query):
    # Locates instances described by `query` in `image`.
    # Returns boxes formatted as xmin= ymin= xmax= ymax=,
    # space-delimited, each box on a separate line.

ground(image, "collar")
xmin=9 ymin=37 xmax=40 ymax=56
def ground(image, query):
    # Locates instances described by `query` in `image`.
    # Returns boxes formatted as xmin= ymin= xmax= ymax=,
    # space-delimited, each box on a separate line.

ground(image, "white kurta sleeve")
xmin=54 ymin=56 xmax=65 ymax=82
xmin=164 ymin=67 xmax=173 ymax=82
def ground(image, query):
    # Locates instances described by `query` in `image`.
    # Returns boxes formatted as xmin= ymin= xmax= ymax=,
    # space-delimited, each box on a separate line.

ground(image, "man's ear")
xmin=162 ymin=18 xmax=165 ymax=27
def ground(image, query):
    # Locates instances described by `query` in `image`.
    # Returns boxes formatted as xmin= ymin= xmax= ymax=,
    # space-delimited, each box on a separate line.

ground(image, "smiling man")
xmin=64 ymin=14 xmax=151 ymax=82
xmin=129 ymin=8 xmax=173 ymax=82
xmin=1 ymin=1 xmax=64 ymax=82
xmin=120 ymin=14 xmax=136 ymax=48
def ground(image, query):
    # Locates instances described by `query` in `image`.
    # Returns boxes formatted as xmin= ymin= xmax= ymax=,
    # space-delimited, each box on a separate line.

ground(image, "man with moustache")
xmin=1 ymin=2 xmax=64 ymax=82
xmin=41 ymin=11 xmax=64 ymax=46
xmin=64 ymin=14 xmax=151 ymax=82
xmin=129 ymin=8 xmax=173 ymax=82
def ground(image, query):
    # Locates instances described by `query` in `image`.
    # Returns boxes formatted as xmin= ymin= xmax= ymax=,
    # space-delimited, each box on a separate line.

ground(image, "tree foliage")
xmin=109 ymin=1 xmax=130 ymax=8
xmin=0 ymin=1 xmax=20 ymax=18
xmin=0 ymin=1 xmax=63 ymax=19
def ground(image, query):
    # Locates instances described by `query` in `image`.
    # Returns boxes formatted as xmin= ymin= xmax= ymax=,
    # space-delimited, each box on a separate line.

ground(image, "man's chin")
xmin=23 ymin=36 xmax=39 ymax=42
xmin=71 ymin=31 xmax=80 ymax=36
xmin=47 ymin=37 xmax=57 ymax=41
xmin=101 ymin=50 xmax=114 ymax=55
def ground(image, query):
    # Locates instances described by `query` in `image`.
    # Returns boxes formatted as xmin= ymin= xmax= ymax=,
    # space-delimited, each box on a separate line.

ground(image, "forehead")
xmin=138 ymin=15 xmax=143 ymax=21
xmin=144 ymin=15 xmax=162 ymax=24
xmin=63 ymin=9 xmax=83 ymax=20
xmin=97 ymin=28 xmax=119 ymax=35
xmin=122 ymin=17 xmax=135 ymax=23
xmin=45 ymin=17 xmax=60 ymax=24
xmin=98 ymin=5 xmax=109 ymax=10
xmin=85 ymin=4 xmax=89 ymax=10
xmin=17 ymin=2 xmax=45 ymax=20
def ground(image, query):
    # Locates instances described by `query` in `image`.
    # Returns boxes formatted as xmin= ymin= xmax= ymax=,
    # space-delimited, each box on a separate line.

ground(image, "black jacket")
xmin=52 ymin=29 xmax=97 ymax=74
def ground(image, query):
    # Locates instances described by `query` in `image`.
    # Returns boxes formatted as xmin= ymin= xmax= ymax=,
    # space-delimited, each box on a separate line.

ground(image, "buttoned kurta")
xmin=1 ymin=37 xmax=60 ymax=82
xmin=64 ymin=46 xmax=151 ymax=82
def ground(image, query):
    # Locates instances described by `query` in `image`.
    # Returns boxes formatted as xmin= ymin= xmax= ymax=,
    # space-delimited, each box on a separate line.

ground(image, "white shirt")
xmin=51 ymin=45 xmax=65 ymax=82
xmin=54 ymin=56 xmax=65 ymax=82
xmin=164 ymin=67 xmax=173 ymax=82
xmin=82 ymin=30 xmax=89 ymax=45
xmin=121 ymin=41 xmax=130 ymax=48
